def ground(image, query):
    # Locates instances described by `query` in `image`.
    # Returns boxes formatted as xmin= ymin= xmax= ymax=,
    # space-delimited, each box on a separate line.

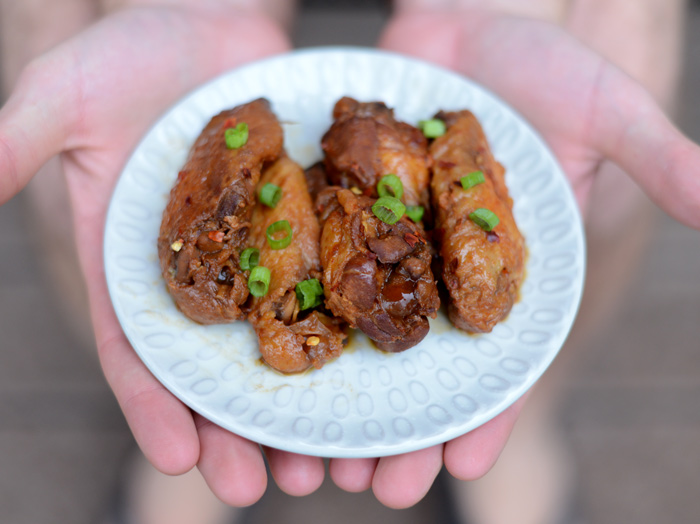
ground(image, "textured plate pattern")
xmin=104 ymin=48 xmax=585 ymax=458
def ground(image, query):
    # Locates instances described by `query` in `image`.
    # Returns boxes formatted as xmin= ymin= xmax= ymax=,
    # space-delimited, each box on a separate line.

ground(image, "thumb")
xmin=591 ymin=62 xmax=700 ymax=229
xmin=0 ymin=51 xmax=79 ymax=204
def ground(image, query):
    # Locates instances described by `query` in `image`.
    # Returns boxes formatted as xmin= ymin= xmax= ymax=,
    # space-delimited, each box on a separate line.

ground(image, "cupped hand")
xmin=376 ymin=4 xmax=700 ymax=505
xmin=0 ymin=3 xmax=298 ymax=507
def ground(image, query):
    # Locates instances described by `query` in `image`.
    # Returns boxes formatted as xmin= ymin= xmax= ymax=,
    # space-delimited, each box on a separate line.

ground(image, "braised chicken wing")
xmin=430 ymin=110 xmax=525 ymax=333
xmin=247 ymin=157 xmax=345 ymax=373
xmin=318 ymin=188 xmax=439 ymax=352
xmin=321 ymin=97 xmax=431 ymax=208
xmin=158 ymin=98 xmax=283 ymax=324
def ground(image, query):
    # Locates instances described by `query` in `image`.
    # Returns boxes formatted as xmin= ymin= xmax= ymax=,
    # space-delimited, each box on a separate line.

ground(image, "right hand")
xmin=0 ymin=2 xmax=297 ymax=506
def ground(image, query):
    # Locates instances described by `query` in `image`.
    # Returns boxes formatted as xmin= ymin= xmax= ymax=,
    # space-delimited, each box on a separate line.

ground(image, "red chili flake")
xmin=223 ymin=117 xmax=237 ymax=128
xmin=438 ymin=160 xmax=456 ymax=170
xmin=404 ymin=233 xmax=422 ymax=247
xmin=208 ymin=231 xmax=225 ymax=243
xmin=487 ymin=231 xmax=500 ymax=243
xmin=184 ymin=196 xmax=192 ymax=206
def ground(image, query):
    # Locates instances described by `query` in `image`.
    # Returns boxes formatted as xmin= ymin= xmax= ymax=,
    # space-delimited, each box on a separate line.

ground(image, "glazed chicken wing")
xmin=430 ymin=110 xmax=525 ymax=333
xmin=318 ymin=188 xmax=439 ymax=352
xmin=247 ymin=157 xmax=345 ymax=373
xmin=158 ymin=98 xmax=283 ymax=324
xmin=321 ymin=97 xmax=431 ymax=208
xmin=318 ymin=98 xmax=440 ymax=351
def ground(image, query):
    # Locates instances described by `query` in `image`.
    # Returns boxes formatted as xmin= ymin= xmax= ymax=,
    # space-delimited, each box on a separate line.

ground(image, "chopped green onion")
xmin=225 ymin=122 xmax=249 ymax=149
xmin=259 ymin=183 xmax=282 ymax=208
xmin=266 ymin=220 xmax=293 ymax=249
xmin=460 ymin=171 xmax=485 ymax=190
xmin=295 ymin=278 xmax=324 ymax=310
xmin=405 ymin=205 xmax=425 ymax=223
xmin=469 ymin=208 xmax=500 ymax=231
xmin=418 ymin=118 xmax=446 ymax=138
xmin=377 ymin=174 xmax=404 ymax=200
xmin=248 ymin=266 xmax=270 ymax=297
xmin=239 ymin=247 xmax=260 ymax=270
xmin=372 ymin=196 xmax=406 ymax=225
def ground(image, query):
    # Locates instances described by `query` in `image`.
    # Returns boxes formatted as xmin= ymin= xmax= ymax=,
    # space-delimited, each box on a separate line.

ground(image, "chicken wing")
xmin=318 ymin=188 xmax=439 ymax=352
xmin=321 ymin=97 xmax=431 ymax=208
xmin=158 ymin=98 xmax=283 ymax=324
xmin=430 ymin=110 xmax=525 ymax=333
xmin=247 ymin=157 xmax=345 ymax=373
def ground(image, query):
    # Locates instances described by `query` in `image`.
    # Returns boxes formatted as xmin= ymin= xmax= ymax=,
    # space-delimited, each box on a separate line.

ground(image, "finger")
xmin=328 ymin=457 xmax=378 ymax=493
xmin=590 ymin=63 xmax=700 ymax=229
xmin=196 ymin=415 xmax=268 ymax=507
xmin=263 ymin=447 xmax=325 ymax=497
xmin=0 ymin=52 xmax=79 ymax=204
xmin=371 ymin=445 xmax=444 ymax=509
xmin=443 ymin=394 xmax=527 ymax=480
xmin=97 ymin=329 xmax=200 ymax=475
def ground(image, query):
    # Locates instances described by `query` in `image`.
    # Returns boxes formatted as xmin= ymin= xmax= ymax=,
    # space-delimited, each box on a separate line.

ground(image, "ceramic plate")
xmin=104 ymin=47 xmax=585 ymax=458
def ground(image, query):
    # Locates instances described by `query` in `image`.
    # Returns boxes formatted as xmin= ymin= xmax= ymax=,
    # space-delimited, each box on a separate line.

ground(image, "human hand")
xmin=376 ymin=0 xmax=700 ymax=503
xmin=0 ymin=2 xmax=297 ymax=506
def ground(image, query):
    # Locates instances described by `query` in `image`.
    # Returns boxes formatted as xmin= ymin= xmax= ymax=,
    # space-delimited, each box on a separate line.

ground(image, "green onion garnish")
xmin=239 ymin=247 xmax=260 ymax=270
xmin=377 ymin=174 xmax=404 ymax=200
xmin=405 ymin=205 xmax=425 ymax=223
xmin=460 ymin=171 xmax=485 ymax=190
xmin=248 ymin=266 xmax=271 ymax=297
xmin=295 ymin=278 xmax=324 ymax=310
xmin=259 ymin=183 xmax=282 ymax=208
xmin=266 ymin=220 xmax=293 ymax=249
xmin=469 ymin=208 xmax=500 ymax=231
xmin=372 ymin=196 xmax=406 ymax=225
xmin=418 ymin=118 xmax=446 ymax=139
xmin=225 ymin=122 xmax=249 ymax=149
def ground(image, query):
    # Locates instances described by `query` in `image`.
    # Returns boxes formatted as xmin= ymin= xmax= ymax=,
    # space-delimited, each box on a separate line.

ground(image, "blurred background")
xmin=1 ymin=1 xmax=699 ymax=523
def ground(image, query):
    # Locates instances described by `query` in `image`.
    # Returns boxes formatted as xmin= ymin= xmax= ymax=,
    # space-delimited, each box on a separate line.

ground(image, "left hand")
xmin=372 ymin=4 xmax=700 ymax=507
xmin=380 ymin=7 xmax=700 ymax=227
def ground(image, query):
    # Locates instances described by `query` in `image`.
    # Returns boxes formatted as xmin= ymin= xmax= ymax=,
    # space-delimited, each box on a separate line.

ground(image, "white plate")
xmin=104 ymin=47 xmax=585 ymax=458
